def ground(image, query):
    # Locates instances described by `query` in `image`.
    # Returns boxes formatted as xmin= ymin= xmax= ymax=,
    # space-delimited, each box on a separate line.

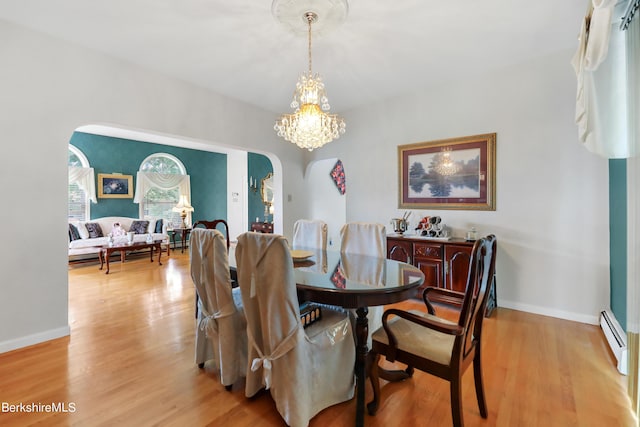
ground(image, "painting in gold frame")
xmin=97 ymin=173 xmax=133 ymax=199
xmin=398 ymin=133 xmax=496 ymax=210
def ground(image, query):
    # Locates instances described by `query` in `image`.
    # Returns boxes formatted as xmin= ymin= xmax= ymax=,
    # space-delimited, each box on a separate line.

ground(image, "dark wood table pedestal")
xmin=297 ymin=273 xmax=422 ymax=427
xmin=354 ymin=307 xmax=369 ymax=427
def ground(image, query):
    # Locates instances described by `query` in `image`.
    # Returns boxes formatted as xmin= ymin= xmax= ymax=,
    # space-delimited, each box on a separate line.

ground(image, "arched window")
xmin=68 ymin=145 xmax=94 ymax=221
xmin=137 ymin=153 xmax=190 ymax=227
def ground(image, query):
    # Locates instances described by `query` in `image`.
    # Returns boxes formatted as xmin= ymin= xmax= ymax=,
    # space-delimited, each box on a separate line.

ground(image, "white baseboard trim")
xmin=498 ymin=299 xmax=600 ymax=325
xmin=0 ymin=325 xmax=70 ymax=355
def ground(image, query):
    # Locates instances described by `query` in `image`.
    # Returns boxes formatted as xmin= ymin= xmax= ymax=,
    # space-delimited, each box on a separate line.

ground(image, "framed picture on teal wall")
xmin=98 ymin=173 xmax=133 ymax=199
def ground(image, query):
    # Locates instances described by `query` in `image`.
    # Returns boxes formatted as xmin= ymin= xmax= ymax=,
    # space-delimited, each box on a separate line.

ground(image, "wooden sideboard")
xmin=387 ymin=235 xmax=496 ymax=316
xmin=251 ymin=222 xmax=273 ymax=233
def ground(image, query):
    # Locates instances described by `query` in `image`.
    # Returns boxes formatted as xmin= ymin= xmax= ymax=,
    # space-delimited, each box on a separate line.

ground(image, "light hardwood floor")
xmin=0 ymin=252 xmax=635 ymax=426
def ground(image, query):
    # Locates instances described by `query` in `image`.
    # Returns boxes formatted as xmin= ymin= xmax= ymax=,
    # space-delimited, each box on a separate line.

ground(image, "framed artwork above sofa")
xmin=98 ymin=173 xmax=133 ymax=199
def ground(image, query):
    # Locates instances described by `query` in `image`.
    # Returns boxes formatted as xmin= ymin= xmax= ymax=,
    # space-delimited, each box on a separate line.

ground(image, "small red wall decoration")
xmin=330 ymin=159 xmax=346 ymax=195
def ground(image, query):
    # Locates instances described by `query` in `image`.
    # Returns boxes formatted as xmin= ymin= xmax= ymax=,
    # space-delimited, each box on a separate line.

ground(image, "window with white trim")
xmin=68 ymin=145 xmax=90 ymax=221
xmin=138 ymin=153 xmax=188 ymax=227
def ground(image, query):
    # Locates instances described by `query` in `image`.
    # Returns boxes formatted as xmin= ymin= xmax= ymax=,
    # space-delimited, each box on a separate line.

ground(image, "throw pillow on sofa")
xmin=69 ymin=223 xmax=82 ymax=241
xmin=85 ymin=222 xmax=104 ymax=238
xmin=130 ymin=220 xmax=149 ymax=234
xmin=154 ymin=218 xmax=163 ymax=233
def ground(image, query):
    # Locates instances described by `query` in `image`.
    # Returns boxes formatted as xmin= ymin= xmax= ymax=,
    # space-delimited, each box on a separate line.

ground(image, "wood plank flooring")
xmin=0 ymin=252 xmax=635 ymax=426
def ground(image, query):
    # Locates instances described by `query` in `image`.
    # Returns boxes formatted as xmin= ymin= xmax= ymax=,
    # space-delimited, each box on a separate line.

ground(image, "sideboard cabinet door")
xmin=385 ymin=235 xmax=496 ymax=316
xmin=387 ymin=238 xmax=412 ymax=264
xmin=444 ymin=244 xmax=472 ymax=293
xmin=413 ymin=243 xmax=443 ymax=298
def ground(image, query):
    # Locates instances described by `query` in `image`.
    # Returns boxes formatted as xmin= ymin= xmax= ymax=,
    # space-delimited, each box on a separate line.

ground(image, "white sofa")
xmin=69 ymin=216 xmax=169 ymax=260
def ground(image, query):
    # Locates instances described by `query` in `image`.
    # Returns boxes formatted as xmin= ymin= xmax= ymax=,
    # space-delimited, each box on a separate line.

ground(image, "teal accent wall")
xmin=70 ymin=132 xmax=227 ymax=223
xmin=609 ymin=159 xmax=627 ymax=330
xmin=248 ymin=153 xmax=273 ymax=227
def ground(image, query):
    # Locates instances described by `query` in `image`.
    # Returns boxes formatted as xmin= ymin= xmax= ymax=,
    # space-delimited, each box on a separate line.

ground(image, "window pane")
xmin=68 ymin=153 xmax=82 ymax=167
xmin=143 ymin=187 xmax=182 ymax=227
xmin=139 ymin=153 xmax=187 ymax=228
xmin=69 ymin=182 xmax=86 ymax=221
xmin=68 ymin=146 xmax=89 ymax=221
xmin=141 ymin=157 xmax=181 ymax=174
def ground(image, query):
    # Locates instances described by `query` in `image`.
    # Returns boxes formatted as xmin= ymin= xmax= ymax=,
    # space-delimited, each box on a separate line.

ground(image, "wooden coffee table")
xmin=98 ymin=240 xmax=163 ymax=274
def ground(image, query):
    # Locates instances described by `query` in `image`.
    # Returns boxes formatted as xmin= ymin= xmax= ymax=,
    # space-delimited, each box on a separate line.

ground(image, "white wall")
xmin=0 ymin=18 xmax=612 ymax=353
xmin=0 ymin=20 xmax=308 ymax=352
xmin=305 ymin=158 xmax=347 ymax=249
xmin=226 ymin=150 xmax=248 ymax=241
xmin=310 ymin=49 xmax=610 ymax=324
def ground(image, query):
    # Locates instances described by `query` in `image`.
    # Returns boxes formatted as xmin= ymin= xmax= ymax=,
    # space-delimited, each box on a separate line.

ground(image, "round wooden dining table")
xmin=228 ymin=246 xmax=424 ymax=427
xmin=292 ymin=249 xmax=425 ymax=427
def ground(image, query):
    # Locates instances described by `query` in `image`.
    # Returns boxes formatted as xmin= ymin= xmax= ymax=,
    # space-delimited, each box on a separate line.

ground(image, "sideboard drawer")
xmin=414 ymin=243 xmax=443 ymax=259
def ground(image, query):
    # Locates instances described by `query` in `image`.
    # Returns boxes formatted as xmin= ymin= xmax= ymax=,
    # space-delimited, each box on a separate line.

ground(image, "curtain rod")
xmin=620 ymin=0 xmax=639 ymax=30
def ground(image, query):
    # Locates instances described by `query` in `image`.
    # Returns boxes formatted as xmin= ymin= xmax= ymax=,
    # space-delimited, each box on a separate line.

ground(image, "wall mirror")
xmin=261 ymin=172 xmax=274 ymax=205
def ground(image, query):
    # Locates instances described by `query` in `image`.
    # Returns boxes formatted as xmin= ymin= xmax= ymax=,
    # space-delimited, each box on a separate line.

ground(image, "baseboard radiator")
xmin=600 ymin=310 xmax=628 ymax=375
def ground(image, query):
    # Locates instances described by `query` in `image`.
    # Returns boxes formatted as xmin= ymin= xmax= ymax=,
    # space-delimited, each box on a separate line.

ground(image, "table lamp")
xmin=172 ymin=195 xmax=194 ymax=229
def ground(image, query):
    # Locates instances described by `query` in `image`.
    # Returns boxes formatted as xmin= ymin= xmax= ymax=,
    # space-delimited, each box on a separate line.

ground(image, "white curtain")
xmin=572 ymin=0 xmax=630 ymax=158
xmin=133 ymin=172 xmax=191 ymax=203
xmin=627 ymin=1 xmax=640 ymax=158
xmin=68 ymin=166 xmax=97 ymax=203
xmin=626 ymin=1 xmax=640 ymax=419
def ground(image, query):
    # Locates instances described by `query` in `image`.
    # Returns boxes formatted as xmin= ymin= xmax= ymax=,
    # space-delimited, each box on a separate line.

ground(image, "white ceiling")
xmin=0 ymin=0 xmax=588 ymax=113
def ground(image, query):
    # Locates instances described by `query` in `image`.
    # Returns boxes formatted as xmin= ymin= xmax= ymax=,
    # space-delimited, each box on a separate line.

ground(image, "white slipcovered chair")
xmin=339 ymin=222 xmax=387 ymax=348
xmin=292 ymin=218 xmax=329 ymax=278
xmin=236 ymin=232 xmax=355 ymax=427
xmin=340 ymin=222 xmax=386 ymax=257
xmin=190 ymin=228 xmax=247 ymax=390
xmin=292 ymin=219 xmax=328 ymax=250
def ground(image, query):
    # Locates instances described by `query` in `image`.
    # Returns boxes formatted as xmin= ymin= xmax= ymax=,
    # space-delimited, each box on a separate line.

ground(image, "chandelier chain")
xmin=307 ymin=13 xmax=313 ymax=74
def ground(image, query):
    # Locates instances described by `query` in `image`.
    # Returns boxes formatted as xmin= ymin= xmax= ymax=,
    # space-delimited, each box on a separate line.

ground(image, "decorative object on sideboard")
xmin=273 ymin=0 xmax=347 ymax=151
xmin=466 ymin=227 xmax=478 ymax=241
xmin=398 ymin=133 xmax=496 ymax=210
xmin=172 ymin=195 xmax=194 ymax=229
xmin=415 ymin=216 xmax=450 ymax=239
xmin=390 ymin=211 xmax=411 ymax=234
xmin=390 ymin=218 xmax=408 ymax=234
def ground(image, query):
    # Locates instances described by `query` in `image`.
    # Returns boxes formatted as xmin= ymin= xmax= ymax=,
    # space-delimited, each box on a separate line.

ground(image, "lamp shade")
xmin=172 ymin=195 xmax=194 ymax=213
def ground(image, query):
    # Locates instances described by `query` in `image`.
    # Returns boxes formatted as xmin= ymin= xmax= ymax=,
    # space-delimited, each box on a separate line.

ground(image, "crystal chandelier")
xmin=274 ymin=11 xmax=346 ymax=151
xmin=434 ymin=148 xmax=459 ymax=176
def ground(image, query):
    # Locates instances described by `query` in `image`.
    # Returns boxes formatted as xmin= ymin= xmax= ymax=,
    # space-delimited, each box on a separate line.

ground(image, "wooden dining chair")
xmin=192 ymin=219 xmax=233 ymax=319
xmin=368 ymin=235 xmax=497 ymax=427
xmin=190 ymin=228 xmax=247 ymax=390
xmin=193 ymin=219 xmax=230 ymax=251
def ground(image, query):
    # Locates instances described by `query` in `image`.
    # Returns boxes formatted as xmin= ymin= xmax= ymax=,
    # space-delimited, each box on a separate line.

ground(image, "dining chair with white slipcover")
xmin=236 ymin=232 xmax=355 ymax=427
xmin=339 ymin=222 xmax=387 ymax=345
xmin=292 ymin=219 xmax=328 ymax=251
xmin=190 ymin=228 xmax=247 ymax=390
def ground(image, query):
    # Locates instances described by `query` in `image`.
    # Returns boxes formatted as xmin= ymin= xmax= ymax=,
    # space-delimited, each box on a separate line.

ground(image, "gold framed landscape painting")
xmin=398 ymin=133 xmax=496 ymax=210
xmin=98 ymin=173 xmax=133 ymax=199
